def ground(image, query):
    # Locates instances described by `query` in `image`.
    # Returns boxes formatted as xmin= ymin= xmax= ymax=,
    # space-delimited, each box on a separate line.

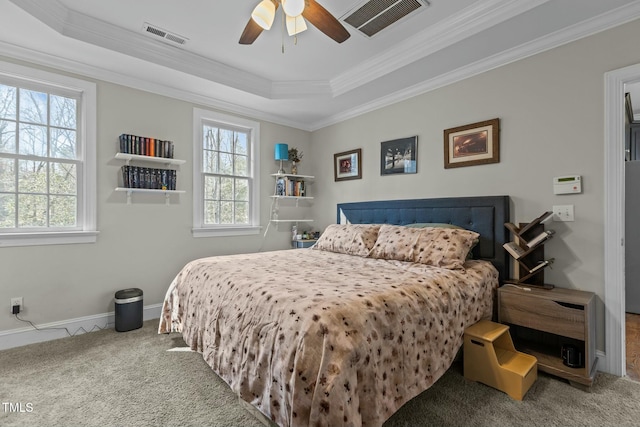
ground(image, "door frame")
xmin=604 ymin=63 xmax=640 ymax=376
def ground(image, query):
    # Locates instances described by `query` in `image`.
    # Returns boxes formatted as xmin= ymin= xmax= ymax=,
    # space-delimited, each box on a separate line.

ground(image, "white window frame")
xmin=0 ymin=61 xmax=97 ymax=247
xmin=192 ymin=108 xmax=260 ymax=237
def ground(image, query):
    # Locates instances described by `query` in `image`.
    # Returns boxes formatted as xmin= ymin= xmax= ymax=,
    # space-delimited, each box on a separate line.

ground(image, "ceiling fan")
xmin=239 ymin=0 xmax=351 ymax=45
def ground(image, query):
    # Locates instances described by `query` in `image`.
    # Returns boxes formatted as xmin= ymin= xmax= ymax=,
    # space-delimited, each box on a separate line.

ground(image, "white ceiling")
xmin=2 ymin=0 xmax=640 ymax=131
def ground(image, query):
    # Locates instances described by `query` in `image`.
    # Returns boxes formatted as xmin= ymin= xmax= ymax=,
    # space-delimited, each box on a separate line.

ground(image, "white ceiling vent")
xmin=142 ymin=22 xmax=188 ymax=46
xmin=341 ymin=0 xmax=429 ymax=37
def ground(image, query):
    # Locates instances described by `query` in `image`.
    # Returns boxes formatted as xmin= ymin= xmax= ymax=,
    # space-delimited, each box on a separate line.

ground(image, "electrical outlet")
xmin=10 ymin=297 xmax=22 ymax=314
xmin=553 ymin=205 xmax=575 ymax=222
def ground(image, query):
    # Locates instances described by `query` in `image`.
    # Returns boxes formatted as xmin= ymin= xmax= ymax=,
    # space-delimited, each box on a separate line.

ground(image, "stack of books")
xmin=121 ymin=165 xmax=176 ymax=190
xmin=275 ymin=176 xmax=306 ymax=197
xmin=119 ymin=134 xmax=175 ymax=158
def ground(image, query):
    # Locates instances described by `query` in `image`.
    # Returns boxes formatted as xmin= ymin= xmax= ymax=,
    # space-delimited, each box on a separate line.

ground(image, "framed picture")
xmin=334 ymin=148 xmax=362 ymax=181
xmin=380 ymin=136 xmax=417 ymax=175
xmin=444 ymin=118 xmax=500 ymax=169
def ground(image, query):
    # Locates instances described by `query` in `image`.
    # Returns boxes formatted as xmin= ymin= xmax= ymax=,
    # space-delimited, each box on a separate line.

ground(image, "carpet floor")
xmin=1 ymin=319 xmax=639 ymax=427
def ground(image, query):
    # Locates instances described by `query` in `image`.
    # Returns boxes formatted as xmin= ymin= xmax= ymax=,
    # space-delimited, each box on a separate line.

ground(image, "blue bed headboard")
xmin=337 ymin=195 xmax=511 ymax=281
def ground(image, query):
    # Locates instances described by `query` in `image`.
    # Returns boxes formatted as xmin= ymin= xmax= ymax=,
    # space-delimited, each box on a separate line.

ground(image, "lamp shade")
xmin=286 ymin=14 xmax=307 ymax=36
xmin=251 ymin=0 xmax=276 ymax=30
xmin=274 ymin=143 xmax=289 ymax=160
xmin=282 ymin=0 xmax=305 ymax=17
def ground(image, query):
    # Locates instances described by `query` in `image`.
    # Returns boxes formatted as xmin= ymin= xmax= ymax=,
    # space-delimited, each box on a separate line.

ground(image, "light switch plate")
xmin=553 ymin=205 xmax=574 ymax=222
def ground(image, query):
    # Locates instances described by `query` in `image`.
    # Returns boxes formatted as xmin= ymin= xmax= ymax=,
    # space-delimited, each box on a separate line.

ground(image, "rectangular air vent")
xmin=142 ymin=22 xmax=188 ymax=46
xmin=342 ymin=0 xmax=429 ymax=37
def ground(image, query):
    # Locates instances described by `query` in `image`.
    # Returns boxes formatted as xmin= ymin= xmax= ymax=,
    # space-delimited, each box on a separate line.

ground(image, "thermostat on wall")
xmin=553 ymin=175 xmax=582 ymax=194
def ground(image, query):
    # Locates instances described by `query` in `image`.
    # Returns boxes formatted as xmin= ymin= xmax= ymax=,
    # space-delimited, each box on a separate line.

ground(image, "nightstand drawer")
xmin=499 ymin=291 xmax=585 ymax=341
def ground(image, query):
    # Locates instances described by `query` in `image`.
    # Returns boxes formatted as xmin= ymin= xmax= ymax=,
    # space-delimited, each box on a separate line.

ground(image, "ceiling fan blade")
xmin=239 ymin=0 xmax=280 ymax=45
xmin=239 ymin=18 xmax=264 ymax=45
xmin=302 ymin=0 xmax=350 ymax=43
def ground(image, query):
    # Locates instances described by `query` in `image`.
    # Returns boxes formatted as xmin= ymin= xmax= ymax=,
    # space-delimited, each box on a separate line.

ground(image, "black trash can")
xmin=114 ymin=288 xmax=143 ymax=332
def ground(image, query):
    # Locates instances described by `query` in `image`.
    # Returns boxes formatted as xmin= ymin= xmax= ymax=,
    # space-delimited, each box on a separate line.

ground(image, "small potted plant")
xmin=288 ymin=147 xmax=303 ymax=174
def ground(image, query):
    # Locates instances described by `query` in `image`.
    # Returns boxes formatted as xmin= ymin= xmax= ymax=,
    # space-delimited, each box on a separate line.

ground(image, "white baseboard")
xmin=595 ymin=349 xmax=609 ymax=375
xmin=0 ymin=303 xmax=162 ymax=351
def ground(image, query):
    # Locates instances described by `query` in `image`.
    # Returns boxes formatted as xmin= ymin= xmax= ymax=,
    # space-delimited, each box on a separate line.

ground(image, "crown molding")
xmin=329 ymin=0 xmax=550 ymax=97
xmin=0 ymin=40 xmax=313 ymax=131
xmin=10 ymin=0 xmax=279 ymax=98
xmin=9 ymin=0 xmax=337 ymax=100
xmin=7 ymin=0 xmax=551 ymax=101
xmin=310 ymin=0 xmax=640 ymax=131
xmin=6 ymin=0 xmax=640 ymax=132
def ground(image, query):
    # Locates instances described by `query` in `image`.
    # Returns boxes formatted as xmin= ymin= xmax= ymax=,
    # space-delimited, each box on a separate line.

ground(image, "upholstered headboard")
xmin=337 ymin=195 xmax=510 ymax=280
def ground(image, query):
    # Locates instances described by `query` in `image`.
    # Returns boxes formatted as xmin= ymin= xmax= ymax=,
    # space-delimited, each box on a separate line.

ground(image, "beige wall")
xmin=1 ymin=73 xmax=312 ymax=332
xmin=4 ymin=18 xmax=640 ymax=353
xmin=309 ymin=19 xmax=640 ymax=352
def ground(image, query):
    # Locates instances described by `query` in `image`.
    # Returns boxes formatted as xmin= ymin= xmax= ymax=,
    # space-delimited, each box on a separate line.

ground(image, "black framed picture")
xmin=380 ymin=136 xmax=417 ymax=175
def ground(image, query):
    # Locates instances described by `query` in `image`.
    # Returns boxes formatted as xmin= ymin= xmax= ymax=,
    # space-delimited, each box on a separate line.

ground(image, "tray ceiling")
xmin=2 ymin=0 xmax=640 ymax=130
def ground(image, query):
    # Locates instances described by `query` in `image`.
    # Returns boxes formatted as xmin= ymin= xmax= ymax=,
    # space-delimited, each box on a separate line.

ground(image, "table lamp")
xmin=274 ymin=143 xmax=288 ymax=175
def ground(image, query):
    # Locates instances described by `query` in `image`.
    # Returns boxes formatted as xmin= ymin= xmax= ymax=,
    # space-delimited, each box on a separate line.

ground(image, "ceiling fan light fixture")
xmin=251 ymin=0 xmax=276 ymax=30
xmin=282 ymin=0 xmax=305 ymax=17
xmin=286 ymin=14 xmax=307 ymax=36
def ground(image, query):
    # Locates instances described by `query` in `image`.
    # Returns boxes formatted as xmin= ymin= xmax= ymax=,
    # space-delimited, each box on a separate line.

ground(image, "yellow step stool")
xmin=464 ymin=320 xmax=537 ymax=400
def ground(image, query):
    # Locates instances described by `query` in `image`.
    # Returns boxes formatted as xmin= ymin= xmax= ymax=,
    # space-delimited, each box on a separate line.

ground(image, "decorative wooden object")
xmin=503 ymin=211 xmax=555 ymax=289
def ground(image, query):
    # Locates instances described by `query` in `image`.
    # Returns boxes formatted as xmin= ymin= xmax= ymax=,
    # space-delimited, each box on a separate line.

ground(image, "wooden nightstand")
xmin=498 ymin=285 xmax=597 ymax=388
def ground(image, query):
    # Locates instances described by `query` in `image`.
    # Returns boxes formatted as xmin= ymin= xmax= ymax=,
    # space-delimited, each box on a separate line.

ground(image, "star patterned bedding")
xmin=159 ymin=224 xmax=499 ymax=427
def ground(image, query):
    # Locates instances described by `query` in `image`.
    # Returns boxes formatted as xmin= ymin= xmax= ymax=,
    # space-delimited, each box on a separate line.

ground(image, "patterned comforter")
xmin=159 ymin=248 xmax=498 ymax=427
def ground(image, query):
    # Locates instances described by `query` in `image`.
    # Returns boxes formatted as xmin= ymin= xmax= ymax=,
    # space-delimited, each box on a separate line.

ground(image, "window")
xmin=193 ymin=108 xmax=260 ymax=237
xmin=0 ymin=62 xmax=97 ymax=247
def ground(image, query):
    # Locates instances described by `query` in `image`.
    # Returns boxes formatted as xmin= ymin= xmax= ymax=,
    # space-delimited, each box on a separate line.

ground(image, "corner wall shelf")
xmin=270 ymin=173 xmax=314 ymax=180
xmin=270 ymin=172 xmax=314 ymax=225
xmin=270 ymin=196 xmax=314 ymax=199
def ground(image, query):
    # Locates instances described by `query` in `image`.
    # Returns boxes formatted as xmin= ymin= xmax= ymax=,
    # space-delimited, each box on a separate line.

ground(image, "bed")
xmin=159 ymin=195 xmax=510 ymax=427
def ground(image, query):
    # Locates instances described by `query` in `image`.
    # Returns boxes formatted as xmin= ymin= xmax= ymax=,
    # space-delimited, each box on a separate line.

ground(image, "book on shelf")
xmin=503 ymin=242 xmax=527 ymax=259
xmin=528 ymin=258 xmax=554 ymax=274
xmin=121 ymin=165 xmax=176 ymax=190
xmin=526 ymin=229 xmax=555 ymax=248
xmin=278 ymin=176 xmax=307 ymax=197
xmin=119 ymin=133 xmax=175 ymax=159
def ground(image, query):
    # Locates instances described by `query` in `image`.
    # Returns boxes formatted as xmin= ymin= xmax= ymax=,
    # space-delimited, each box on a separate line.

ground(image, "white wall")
xmin=0 ymin=70 xmax=312 ymax=333
xmin=309 ymin=18 xmax=640 ymax=352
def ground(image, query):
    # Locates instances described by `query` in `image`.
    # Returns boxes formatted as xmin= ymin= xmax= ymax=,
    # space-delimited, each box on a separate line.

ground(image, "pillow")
xmin=404 ymin=223 xmax=477 ymax=258
xmin=404 ymin=222 xmax=464 ymax=229
xmin=369 ymin=224 xmax=479 ymax=269
xmin=313 ymin=224 xmax=381 ymax=257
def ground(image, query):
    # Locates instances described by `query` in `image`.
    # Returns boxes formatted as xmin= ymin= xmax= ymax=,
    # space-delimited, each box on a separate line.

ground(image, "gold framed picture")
xmin=444 ymin=118 xmax=500 ymax=169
